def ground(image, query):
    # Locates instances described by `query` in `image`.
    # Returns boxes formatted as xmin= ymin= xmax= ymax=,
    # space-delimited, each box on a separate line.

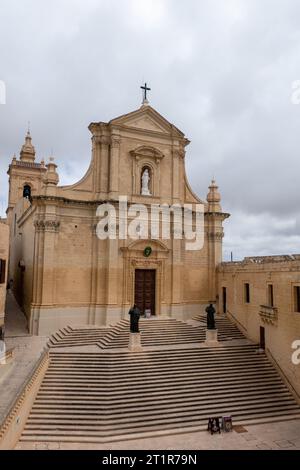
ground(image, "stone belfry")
xmin=7 ymin=130 xmax=46 ymax=225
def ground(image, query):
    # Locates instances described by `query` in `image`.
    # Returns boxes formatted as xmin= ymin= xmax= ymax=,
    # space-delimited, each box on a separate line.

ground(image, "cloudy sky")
xmin=0 ymin=0 xmax=299 ymax=260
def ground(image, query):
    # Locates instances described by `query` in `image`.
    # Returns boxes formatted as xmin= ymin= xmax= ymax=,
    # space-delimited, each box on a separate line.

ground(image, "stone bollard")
xmin=205 ymin=328 xmax=219 ymax=347
xmin=128 ymin=332 xmax=143 ymax=352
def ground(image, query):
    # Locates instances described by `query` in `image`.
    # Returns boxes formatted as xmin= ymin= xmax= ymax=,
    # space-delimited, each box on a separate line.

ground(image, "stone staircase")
xmin=48 ymin=316 xmax=244 ymax=349
xmin=192 ymin=313 xmax=245 ymax=340
xmin=48 ymin=325 xmax=110 ymax=348
xmin=19 ymin=344 xmax=300 ymax=444
xmin=97 ymin=319 xmax=207 ymax=349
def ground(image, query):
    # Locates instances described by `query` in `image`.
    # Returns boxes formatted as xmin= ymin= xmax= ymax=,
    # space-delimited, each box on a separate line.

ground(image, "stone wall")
xmin=218 ymin=255 xmax=300 ymax=396
xmin=16 ymin=203 xmax=220 ymax=334
xmin=0 ymin=220 xmax=9 ymax=332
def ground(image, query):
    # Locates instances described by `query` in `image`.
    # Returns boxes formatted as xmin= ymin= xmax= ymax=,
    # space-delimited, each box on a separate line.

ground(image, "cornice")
xmin=205 ymin=211 xmax=230 ymax=220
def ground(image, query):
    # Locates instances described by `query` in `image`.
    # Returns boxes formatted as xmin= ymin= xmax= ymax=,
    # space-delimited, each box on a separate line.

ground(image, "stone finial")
xmin=20 ymin=130 xmax=36 ymax=162
xmin=44 ymin=157 xmax=59 ymax=186
xmin=207 ymin=179 xmax=222 ymax=212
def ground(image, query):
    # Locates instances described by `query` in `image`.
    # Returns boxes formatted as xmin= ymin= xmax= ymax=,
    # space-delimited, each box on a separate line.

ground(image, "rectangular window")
xmin=244 ymin=283 xmax=250 ymax=304
xmin=294 ymin=286 xmax=300 ymax=313
xmin=268 ymin=284 xmax=274 ymax=307
xmin=0 ymin=259 xmax=6 ymax=284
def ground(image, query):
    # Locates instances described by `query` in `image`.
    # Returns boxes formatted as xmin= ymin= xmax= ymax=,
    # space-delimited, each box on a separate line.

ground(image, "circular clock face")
xmin=143 ymin=246 xmax=152 ymax=257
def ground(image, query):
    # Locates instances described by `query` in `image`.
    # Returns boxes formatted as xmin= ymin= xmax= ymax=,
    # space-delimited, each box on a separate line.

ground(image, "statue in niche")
xmin=141 ymin=168 xmax=151 ymax=196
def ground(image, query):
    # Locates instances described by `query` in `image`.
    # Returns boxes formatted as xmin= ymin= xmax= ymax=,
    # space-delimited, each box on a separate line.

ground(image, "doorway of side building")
xmin=134 ymin=269 xmax=156 ymax=316
xmin=260 ymin=326 xmax=265 ymax=350
xmin=222 ymin=287 xmax=227 ymax=314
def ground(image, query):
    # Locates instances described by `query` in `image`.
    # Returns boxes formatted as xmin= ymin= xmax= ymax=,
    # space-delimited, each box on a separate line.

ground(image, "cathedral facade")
xmin=7 ymin=102 xmax=229 ymax=335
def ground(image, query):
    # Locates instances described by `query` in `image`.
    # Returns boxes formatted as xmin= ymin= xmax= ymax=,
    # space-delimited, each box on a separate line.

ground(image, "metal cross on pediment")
xmin=140 ymin=82 xmax=151 ymax=102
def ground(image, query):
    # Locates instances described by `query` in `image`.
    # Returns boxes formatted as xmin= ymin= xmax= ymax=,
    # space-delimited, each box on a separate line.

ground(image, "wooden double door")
xmin=134 ymin=269 xmax=156 ymax=316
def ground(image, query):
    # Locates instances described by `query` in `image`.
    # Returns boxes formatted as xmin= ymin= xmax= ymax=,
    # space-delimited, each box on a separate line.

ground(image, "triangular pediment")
xmin=109 ymin=105 xmax=184 ymax=138
xmin=125 ymin=115 xmax=168 ymax=133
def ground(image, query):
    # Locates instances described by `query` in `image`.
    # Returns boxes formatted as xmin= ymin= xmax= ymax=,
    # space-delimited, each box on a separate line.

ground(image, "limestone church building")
xmin=7 ymin=101 xmax=229 ymax=335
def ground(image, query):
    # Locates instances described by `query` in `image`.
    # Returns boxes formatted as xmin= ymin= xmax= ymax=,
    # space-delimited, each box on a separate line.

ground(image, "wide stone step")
xmin=29 ymin=394 xmax=295 ymax=416
xmin=36 ymin=379 xmax=284 ymax=400
xmin=49 ymin=343 xmax=258 ymax=356
xmin=39 ymin=374 xmax=280 ymax=392
xmin=41 ymin=373 xmax=279 ymax=388
xmin=32 ymin=396 xmax=291 ymax=414
xmin=33 ymin=385 xmax=288 ymax=406
xmin=22 ymin=407 xmax=300 ymax=436
xmin=19 ymin=412 xmax=300 ymax=444
xmin=42 ymin=364 xmax=279 ymax=379
xmin=48 ymin=356 xmax=260 ymax=367
xmin=50 ymin=343 xmax=257 ymax=352
xmin=38 ymin=373 xmax=283 ymax=391
xmin=47 ymin=352 xmax=265 ymax=366
xmin=48 ymin=351 xmax=262 ymax=365
xmin=45 ymin=357 xmax=273 ymax=371
xmin=45 ymin=357 xmax=272 ymax=372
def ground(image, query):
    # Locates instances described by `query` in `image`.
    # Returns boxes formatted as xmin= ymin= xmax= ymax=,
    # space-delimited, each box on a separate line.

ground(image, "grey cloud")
xmin=0 ymin=0 xmax=299 ymax=259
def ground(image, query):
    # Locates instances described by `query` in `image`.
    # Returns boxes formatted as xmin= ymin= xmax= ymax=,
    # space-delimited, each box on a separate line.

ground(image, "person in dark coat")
xmin=128 ymin=304 xmax=141 ymax=333
xmin=206 ymin=303 xmax=216 ymax=330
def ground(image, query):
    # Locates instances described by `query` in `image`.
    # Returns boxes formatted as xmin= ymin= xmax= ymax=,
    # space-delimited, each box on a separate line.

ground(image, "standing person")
xmin=128 ymin=304 xmax=141 ymax=333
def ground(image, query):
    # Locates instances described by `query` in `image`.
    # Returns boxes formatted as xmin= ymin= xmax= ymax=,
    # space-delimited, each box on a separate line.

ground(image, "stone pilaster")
xmin=104 ymin=236 xmax=120 ymax=323
xmin=109 ymin=134 xmax=120 ymax=199
xmin=92 ymin=135 xmax=110 ymax=195
xmin=31 ymin=217 xmax=60 ymax=334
